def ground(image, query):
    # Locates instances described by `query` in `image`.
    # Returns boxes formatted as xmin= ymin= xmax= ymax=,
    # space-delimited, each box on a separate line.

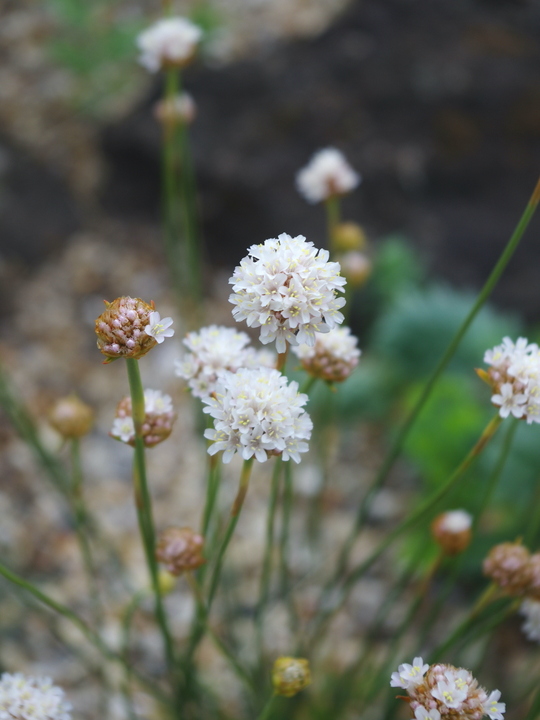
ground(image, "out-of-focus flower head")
xmin=156 ymin=527 xmax=205 ymax=575
xmin=0 ymin=673 xmax=72 ymax=720
xmin=203 ymin=367 xmax=312 ymax=463
xmin=431 ymin=509 xmax=473 ymax=556
xmin=520 ymin=597 xmax=540 ymax=643
xmin=481 ymin=337 xmax=540 ymax=423
xmin=292 ymin=326 xmax=361 ymax=383
xmin=154 ymin=92 xmax=197 ymax=126
xmin=296 ymin=148 xmax=360 ymax=204
xmin=175 ymin=325 xmax=274 ymax=399
xmin=137 ymin=17 xmax=202 ymax=72
xmin=111 ymin=389 xmax=176 ymax=448
xmin=229 ymin=233 xmax=346 ymax=353
xmin=390 ymin=659 xmax=505 ymax=720
xmin=49 ymin=395 xmax=93 ymax=439
xmin=272 ymin=657 xmax=311 ymax=697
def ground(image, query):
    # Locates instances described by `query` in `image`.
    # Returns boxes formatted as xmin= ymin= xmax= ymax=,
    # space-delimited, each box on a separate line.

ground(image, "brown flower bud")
xmin=154 ymin=93 xmax=196 ymax=127
xmin=95 ymin=297 xmax=156 ymax=362
xmin=431 ymin=510 xmax=472 ymax=556
xmin=156 ymin=527 xmax=205 ymax=575
xmin=49 ymin=395 xmax=94 ymax=438
xmin=272 ymin=657 xmax=311 ymax=697
xmin=483 ymin=541 xmax=532 ymax=596
xmin=111 ymin=390 xmax=176 ymax=448
xmin=339 ymin=251 xmax=372 ymax=288
xmin=332 ymin=222 xmax=367 ymax=252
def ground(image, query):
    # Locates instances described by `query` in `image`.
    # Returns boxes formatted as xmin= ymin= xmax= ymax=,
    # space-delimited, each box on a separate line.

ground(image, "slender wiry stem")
xmin=70 ymin=438 xmax=102 ymax=625
xmin=321 ymin=176 xmax=540 ymax=604
xmin=325 ymin=196 xmax=341 ymax=257
xmin=256 ymin=694 xmax=278 ymax=720
xmin=125 ymin=358 xmax=177 ymax=694
xmin=310 ymin=414 xmax=503 ymax=644
xmin=256 ymin=457 xmax=283 ymax=658
xmin=0 ymin=560 xmax=170 ymax=706
xmin=279 ymin=461 xmax=298 ymax=633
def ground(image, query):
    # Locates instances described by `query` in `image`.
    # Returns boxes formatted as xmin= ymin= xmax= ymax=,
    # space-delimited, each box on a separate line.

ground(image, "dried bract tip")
xmin=49 ymin=395 xmax=93 ymax=439
xmin=156 ymin=527 xmax=205 ymax=575
xmin=154 ymin=93 xmax=196 ymax=126
xmin=111 ymin=389 xmax=176 ymax=448
xmin=137 ymin=17 xmax=202 ymax=72
xmin=0 ymin=672 xmax=72 ymax=720
xmin=483 ymin=541 xmax=532 ymax=596
xmin=390 ymin=658 xmax=505 ymax=720
xmin=332 ymin=222 xmax=367 ymax=252
xmin=272 ymin=657 xmax=311 ymax=697
xmin=340 ymin=251 xmax=372 ymax=288
xmin=296 ymin=147 xmax=360 ymax=204
xmin=292 ymin=327 xmax=361 ymax=383
xmin=431 ymin=509 xmax=473 ymax=556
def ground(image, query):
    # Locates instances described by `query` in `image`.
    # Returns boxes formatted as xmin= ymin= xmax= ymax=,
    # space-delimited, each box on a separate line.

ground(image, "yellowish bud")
xmin=272 ymin=657 xmax=311 ymax=697
xmin=332 ymin=222 xmax=367 ymax=252
xmin=49 ymin=395 xmax=94 ymax=439
xmin=157 ymin=569 xmax=177 ymax=595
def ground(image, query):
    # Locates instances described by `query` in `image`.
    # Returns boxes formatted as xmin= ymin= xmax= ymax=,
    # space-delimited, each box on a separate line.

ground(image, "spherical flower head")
xmin=340 ymin=251 xmax=372 ymax=288
xmin=481 ymin=337 xmax=540 ymax=423
xmin=431 ymin=509 xmax=473 ymax=556
xmin=111 ymin=389 xmax=176 ymax=448
xmin=272 ymin=657 xmax=311 ymax=697
xmin=154 ymin=92 xmax=196 ymax=126
xmin=483 ymin=541 xmax=532 ymax=596
xmin=229 ymin=233 xmax=346 ymax=354
xmin=0 ymin=673 xmax=72 ymax=720
xmin=292 ymin=326 xmax=361 ymax=383
xmin=175 ymin=325 xmax=275 ymax=399
xmin=48 ymin=395 xmax=93 ymax=439
xmin=520 ymin=597 xmax=540 ymax=643
xmin=390 ymin=657 xmax=429 ymax=689
xmin=137 ymin=17 xmax=202 ymax=72
xmin=95 ymin=297 xmax=162 ymax=362
xmin=394 ymin=662 xmax=505 ymax=720
xmin=296 ymin=147 xmax=360 ymax=204
xmin=202 ymin=367 xmax=313 ymax=464
xmin=156 ymin=527 xmax=205 ymax=575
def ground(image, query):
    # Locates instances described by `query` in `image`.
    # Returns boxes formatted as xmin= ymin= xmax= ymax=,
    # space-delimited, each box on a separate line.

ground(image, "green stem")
xmin=70 ymin=438 xmax=102 ymax=626
xmin=256 ymin=457 xmax=283 ymax=658
xmin=201 ymin=452 xmax=221 ymax=539
xmin=0 ymin=560 xmax=169 ymax=707
xmin=299 ymin=375 xmax=318 ymax=395
xmin=325 ymin=196 xmax=341 ymax=257
xmin=322 ymin=175 xmax=540 ymax=603
xmin=310 ymin=414 xmax=503 ymax=644
xmin=125 ymin=358 xmax=177 ymax=693
xmin=256 ymin=693 xmax=278 ymax=720
xmin=121 ymin=588 xmax=149 ymax=720
xmin=279 ymin=461 xmax=298 ymax=634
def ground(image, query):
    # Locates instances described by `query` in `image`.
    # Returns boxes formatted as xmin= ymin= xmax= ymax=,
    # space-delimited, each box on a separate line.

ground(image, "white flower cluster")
xmin=483 ymin=337 xmax=540 ymax=423
xmin=437 ymin=509 xmax=472 ymax=534
xmin=292 ymin=326 xmax=361 ymax=382
xmin=391 ymin=658 xmax=504 ymax=720
xmin=175 ymin=325 xmax=274 ymax=399
xmin=203 ymin=367 xmax=313 ymax=463
xmin=137 ymin=17 xmax=202 ymax=72
xmin=0 ymin=673 xmax=72 ymax=720
xmin=111 ymin=389 xmax=175 ymax=447
xmin=520 ymin=598 xmax=540 ymax=643
xmin=296 ymin=147 xmax=360 ymax=204
xmin=229 ymin=233 xmax=346 ymax=353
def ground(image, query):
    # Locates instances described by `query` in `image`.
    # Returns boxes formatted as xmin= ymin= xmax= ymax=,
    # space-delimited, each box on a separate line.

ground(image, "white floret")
xmin=296 ymin=147 xmax=360 ymax=203
xmin=137 ymin=17 xmax=202 ymax=72
xmin=229 ymin=234 xmax=346 ymax=353
xmin=0 ymin=673 xmax=72 ymax=720
xmin=202 ymin=367 xmax=312 ymax=463
xmin=520 ymin=598 xmax=540 ymax=642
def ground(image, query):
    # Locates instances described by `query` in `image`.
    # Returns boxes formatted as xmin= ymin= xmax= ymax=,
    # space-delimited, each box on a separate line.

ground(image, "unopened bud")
xmin=95 ymin=296 xmax=157 ymax=362
xmin=292 ymin=327 xmax=361 ymax=383
xmin=340 ymin=251 xmax=372 ymax=287
xmin=110 ymin=389 xmax=176 ymax=448
xmin=49 ymin=395 xmax=94 ymax=438
xmin=156 ymin=527 xmax=205 ymax=575
xmin=272 ymin=657 xmax=311 ymax=697
xmin=483 ymin=541 xmax=532 ymax=596
xmin=431 ymin=510 xmax=472 ymax=555
xmin=154 ymin=92 xmax=196 ymax=127
xmin=332 ymin=222 xmax=367 ymax=252
xmin=157 ymin=569 xmax=178 ymax=595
